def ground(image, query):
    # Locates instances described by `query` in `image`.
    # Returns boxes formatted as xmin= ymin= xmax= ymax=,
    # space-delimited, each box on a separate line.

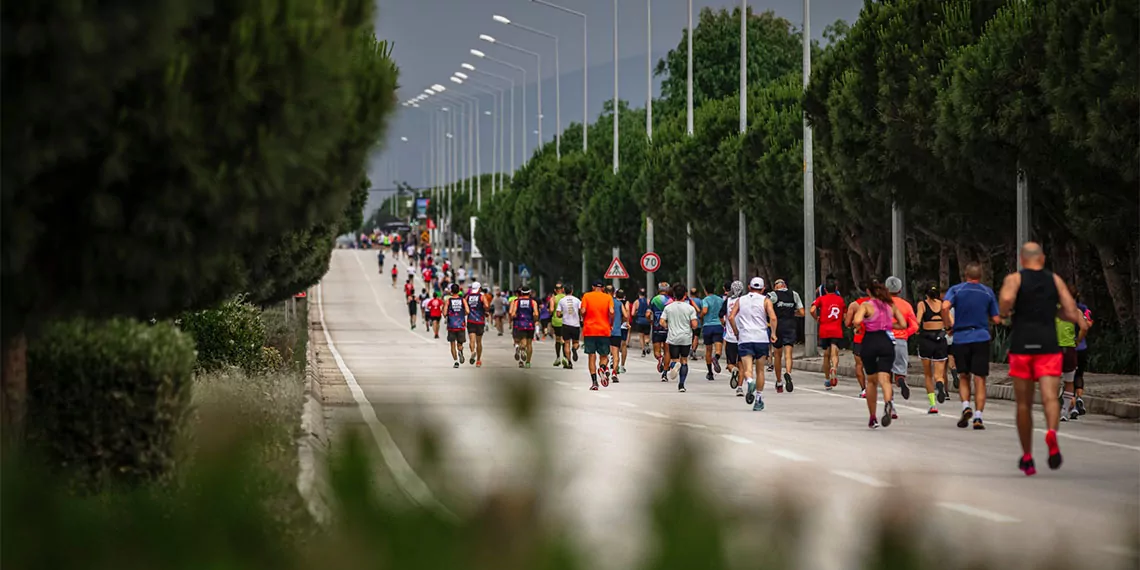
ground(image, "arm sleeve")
xmin=718 ymin=301 xmax=727 ymax=319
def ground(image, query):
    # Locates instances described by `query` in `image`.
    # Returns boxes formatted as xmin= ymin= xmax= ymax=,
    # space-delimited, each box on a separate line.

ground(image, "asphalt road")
xmin=318 ymin=250 xmax=1140 ymax=569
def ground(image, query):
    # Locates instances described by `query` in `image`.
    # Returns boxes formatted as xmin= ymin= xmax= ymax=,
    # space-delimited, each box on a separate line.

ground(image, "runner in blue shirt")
xmin=942 ymin=263 xmax=1002 ymax=428
xmin=700 ymin=286 xmax=727 ymax=381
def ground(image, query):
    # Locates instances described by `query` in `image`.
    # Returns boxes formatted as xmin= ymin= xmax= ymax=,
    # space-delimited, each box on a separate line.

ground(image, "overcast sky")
xmin=366 ymin=0 xmax=861 ymax=211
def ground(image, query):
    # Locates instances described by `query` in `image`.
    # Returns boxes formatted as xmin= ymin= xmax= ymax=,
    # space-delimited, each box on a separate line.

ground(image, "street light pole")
xmin=493 ymin=15 xmax=560 ymax=160
xmin=480 ymin=36 xmax=541 ymax=160
xmin=530 ymin=0 xmax=586 ymax=152
xmin=472 ymin=49 xmax=526 ymax=168
xmin=466 ymin=64 xmax=515 ymax=191
xmin=685 ymin=0 xmax=695 ymax=291
xmin=612 ymin=0 xmax=619 ymax=174
xmin=737 ymin=0 xmax=748 ymax=281
xmin=802 ymin=0 xmax=817 ymax=356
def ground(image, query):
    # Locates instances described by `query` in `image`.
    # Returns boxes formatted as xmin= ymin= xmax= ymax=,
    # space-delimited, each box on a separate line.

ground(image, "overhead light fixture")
xmin=424 ymin=88 xmax=434 ymax=95
xmin=446 ymin=133 xmax=453 ymax=138
xmin=493 ymin=15 xmax=510 ymax=24
xmin=454 ymin=72 xmax=468 ymax=79
xmin=442 ymin=107 xmax=450 ymax=111
xmin=470 ymin=49 xmax=485 ymax=58
xmin=431 ymin=84 xmax=446 ymax=92
xmin=484 ymin=110 xmax=492 ymax=115
xmin=411 ymin=103 xmax=419 ymax=107
xmin=400 ymin=136 xmax=408 ymax=142
xmin=479 ymin=34 xmax=496 ymax=43
xmin=450 ymin=77 xmax=463 ymax=84
xmin=461 ymin=63 xmax=476 ymax=70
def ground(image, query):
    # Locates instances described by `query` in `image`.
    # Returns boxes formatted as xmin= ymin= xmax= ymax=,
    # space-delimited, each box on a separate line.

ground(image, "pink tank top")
xmin=864 ymin=299 xmax=894 ymax=332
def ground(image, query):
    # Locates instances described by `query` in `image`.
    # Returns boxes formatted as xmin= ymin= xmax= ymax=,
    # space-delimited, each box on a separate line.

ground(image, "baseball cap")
xmin=592 ymin=279 xmax=604 ymax=288
xmin=657 ymin=281 xmax=670 ymax=291
xmin=470 ymin=281 xmax=481 ymax=291
xmin=520 ymin=287 xmax=532 ymax=295
xmin=749 ymin=277 xmax=765 ymax=290
xmin=886 ymin=276 xmax=903 ymax=294
xmin=774 ymin=279 xmax=787 ymax=288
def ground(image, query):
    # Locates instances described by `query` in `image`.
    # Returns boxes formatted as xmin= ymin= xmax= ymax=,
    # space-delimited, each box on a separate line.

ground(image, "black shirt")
xmin=1008 ymin=269 xmax=1060 ymax=355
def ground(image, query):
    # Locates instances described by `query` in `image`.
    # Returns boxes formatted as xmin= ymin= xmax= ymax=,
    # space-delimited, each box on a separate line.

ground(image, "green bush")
xmin=26 ymin=318 xmax=195 ymax=491
xmin=179 ymin=296 xmax=267 ymax=373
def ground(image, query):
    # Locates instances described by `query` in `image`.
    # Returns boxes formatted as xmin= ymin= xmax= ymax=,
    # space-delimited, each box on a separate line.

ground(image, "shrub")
xmin=258 ymin=346 xmax=286 ymax=374
xmin=26 ymin=318 xmax=195 ymax=491
xmin=179 ymin=296 xmax=267 ymax=373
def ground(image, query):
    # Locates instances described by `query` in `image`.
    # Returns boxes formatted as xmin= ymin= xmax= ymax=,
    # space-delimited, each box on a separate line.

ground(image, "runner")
xmin=580 ymin=280 xmax=616 ymax=390
xmin=426 ymin=291 xmax=444 ymax=338
xmin=607 ymin=287 xmax=630 ymax=381
xmin=550 ymin=283 xmax=567 ymax=366
xmin=885 ymin=276 xmax=919 ymax=405
xmin=852 ymin=281 xmax=906 ymax=429
xmin=457 ymin=265 xmax=468 ymax=287
xmin=390 ymin=264 xmax=399 ymax=287
xmin=768 ymin=279 xmax=803 ymax=393
xmin=491 ymin=289 xmax=507 ymax=336
xmin=444 ymin=284 xmax=469 ymax=368
xmin=688 ymin=287 xmax=704 ymax=355
xmin=661 ymin=284 xmax=700 ymax=392
xmin=724 ymin=281 xmax=745 ymax=396
xmin=378 ymin=249 xmax=386 ymax=273
xmin=942 ymin=263 xmax=1001 ymax=429
xmin=556 ymin=284 xmax=582 ymax=369
xmin=700 ymin=284 xmax=726 ymax=382
xmin=406 ymin=280 xmax=419 ymax=330
xmin=538 ymin=295 xmax=553 ymax=341
xmin=419 ymin=288 xmax=431 ymax=329
xmin=649 ymin=282 xmax=674 ymax=380
xmin=509 ymin=288 xmax=539 ymax=368
xmin=810 ymin=278 xmax=846 ymax=390
xmin=998 ymin=242 xmax=1087 ymax=475
xmin=616 ymin=289 xmax=631 ymax=374
xmin=916 ymin=285 xmax=949 ymax=413
xmin=465 ymin=282 xmax=487 ymax=367
xmin=1057 ymin=302 xmax=1086 ymax=422
xmin=844 ymin=282 xmax=874 ymax=398
xmin=632 ymin=288 xmax=652 ymax=355
xmin=1073 ymin=291 xmax=1093 ymax=416
xmin=728 ymin=278 xmax=777 ymax=410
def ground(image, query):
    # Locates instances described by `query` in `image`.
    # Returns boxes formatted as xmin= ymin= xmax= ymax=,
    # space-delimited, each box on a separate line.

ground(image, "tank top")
xmin=539 ymin=301 xmax=552 ymax=321
xmin=551 ymin=294 xmax=566 ymax=327
xmin=514 ymin=298 xmax=536 ymax=331
xmin=611 ymin=298 xmax=624 ymax=336
xmin=863 ymin=299 xmax=894 ymax=333
xmin=1009 ymin=269 xmax=1059 ymax=354
xmin=734 ymin=292 xmax=771 ymax=344
xmin=651 ymin=295 xmax=672 ymax=332
xmin=634 ymin=298 xmax=650 ymax=325
xmin=465 ymin=292 xmax=485 ymax=324
xmin=446 ymin=296 xmax=466 ymax=331
xmin=920 ymin=299 xmax=943 ymax=329
xmin=772 ymin=289 xmax=796 ymax=321
xmin=723 ymin=297 xmax=741 ymax=343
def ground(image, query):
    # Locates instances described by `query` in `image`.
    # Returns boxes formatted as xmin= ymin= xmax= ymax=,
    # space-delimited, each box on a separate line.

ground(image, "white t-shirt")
xmin=457 ymin=268 xmax=467 ymax=282
xmin=733 ymin=292 xmax=772 ymax=344
xmin=662 ymin=301 xmax=699 ymax=345
xmin=557 ymin=295 xmax=582 ymax=327
xmin=723 ymin=297 xmax=741 ymax=343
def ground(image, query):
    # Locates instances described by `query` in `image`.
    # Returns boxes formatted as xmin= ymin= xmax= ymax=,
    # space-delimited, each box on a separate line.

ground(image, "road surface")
xmin=317 ymin=250 xmax=1139 ymax=569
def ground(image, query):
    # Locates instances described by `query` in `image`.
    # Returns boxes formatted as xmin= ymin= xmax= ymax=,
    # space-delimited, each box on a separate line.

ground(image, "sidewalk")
xmin=790 ymin=349 xmax=1140 ymax=420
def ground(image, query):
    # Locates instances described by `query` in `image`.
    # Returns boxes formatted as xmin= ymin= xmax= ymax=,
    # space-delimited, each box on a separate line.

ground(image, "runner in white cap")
xmin=728 ymin=277 xmax=778 ymax=411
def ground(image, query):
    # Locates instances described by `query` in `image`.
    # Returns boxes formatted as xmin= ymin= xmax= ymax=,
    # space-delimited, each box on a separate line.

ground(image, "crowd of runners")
xmin=389 ymin=241 xmax=1093 ymax=477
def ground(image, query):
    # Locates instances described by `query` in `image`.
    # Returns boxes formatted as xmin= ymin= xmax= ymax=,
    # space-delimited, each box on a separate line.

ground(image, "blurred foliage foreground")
xmin=4 ymin=375 xmax=1137 ymax=570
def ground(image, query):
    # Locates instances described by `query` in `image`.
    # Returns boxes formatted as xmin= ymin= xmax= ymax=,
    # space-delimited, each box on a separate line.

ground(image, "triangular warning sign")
xmin=604 ymin=257 xmax=629 ymax=279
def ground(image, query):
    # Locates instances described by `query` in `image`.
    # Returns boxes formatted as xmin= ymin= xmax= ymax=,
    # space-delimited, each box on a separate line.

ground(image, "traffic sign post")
xmin=604 ymin=257 xmax=629 ymax=280
xmin=640 ymin=252 xmax=661 ymax=273
xmin=518 ymin=264 xmax=531 ymax=285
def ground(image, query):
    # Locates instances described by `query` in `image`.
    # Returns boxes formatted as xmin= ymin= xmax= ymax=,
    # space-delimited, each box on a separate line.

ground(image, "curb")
xmin=296 ymin=290 xmax=332 ymax=526
xmin=792 ymin=360 xmax=1140 ymax=420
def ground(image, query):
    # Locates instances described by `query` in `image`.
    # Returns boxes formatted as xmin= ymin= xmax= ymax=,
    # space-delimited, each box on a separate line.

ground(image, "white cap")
xmin=749 ymin=277 xmax=765 ymax=290
xmin=470 ymin=281 xmax=481 ymax=291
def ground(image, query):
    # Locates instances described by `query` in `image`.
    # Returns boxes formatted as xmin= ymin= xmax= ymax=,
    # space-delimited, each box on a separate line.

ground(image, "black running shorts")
xmin=609 ymin=336 xmax=624 ymax=348
xmin=917 ymin=330 xmax=948 ymax=361
xmin=818 ymin=337 xmax=844 ymax=350
xmin=467 ymin=323 xmax=486 ymax=336
xmin=513 ymin=328 xmax=534 ymax=341
xmin=446 ymin=330 xmax=466 ymax=344
xmin=651 ymin=331 xmax=668 ymax=344
xmin=952 ymin=341 xmax=990 ymax=377
xmin=561 ymin=325 xmax=581 ymax=341
xmin=773 ymin=325 xmax=797 ymax=348
xmin=668 ymin=343 xmax=692 ymax=359
xmin=725 ymin=341 xmax=739 ymax=365
xmin=860 ymin=331 xmax=895 ymax=376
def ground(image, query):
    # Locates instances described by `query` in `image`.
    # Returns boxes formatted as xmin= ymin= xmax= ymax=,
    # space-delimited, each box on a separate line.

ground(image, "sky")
xmin=365 ymin=0 xmax=862 ymax=213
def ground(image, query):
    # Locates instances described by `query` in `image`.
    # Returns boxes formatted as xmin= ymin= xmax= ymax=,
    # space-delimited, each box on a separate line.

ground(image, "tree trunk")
xmin=1 ymin=333 xmax=28 ymax=452
xmin=847 ymin=249 xmax=864 ymax=292
xmin=1093 ymin=240 xmax=1135 ymax=328
xmin=938 ymin=243 xmax=950 ymax=291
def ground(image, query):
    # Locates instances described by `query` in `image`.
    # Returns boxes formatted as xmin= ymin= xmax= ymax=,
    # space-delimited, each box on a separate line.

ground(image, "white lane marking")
xmin=768 ymin=449 xmax=812 ymax=462
xmin=571 ymin=386 xmax=582 ymax=391
xmin=643 ymin=411 xmax=669 ymax=419
xmin=619 ymin=402 xmax=638 ymax=408
xmin=351 ymin=253 xmax=433 ymax=345
xmin=316 ymin=283 xmax=456 ymax=521
xmin=721 ymin=435 xmax=753 ymax=444
xmin=554 ymin=380 xmax=570 ymax=386
xmin=798 ymin=386 xmax=1140 ymax=452
xmin=936 ymin=502 xmax=1020 ymax=523
xmin=599 ymin=394 xmax=612 ymax=399
xmin=681 ymin=422 xmax=707 ymax=429
xmin=830 ymin=470 xmax=891 ymax=488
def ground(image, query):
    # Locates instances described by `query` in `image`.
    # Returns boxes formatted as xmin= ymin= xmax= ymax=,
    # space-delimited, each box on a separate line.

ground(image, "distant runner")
xmin=509 ymin=288 xmax=540 ymax=368
xmin=943 ymin=263 xmax=1001 ymax=429
xmin=556 ymin=284 xmax=583 ymax=369
xmin=700 ymin=284 xmax=726 ymax=382
xmin=465 ymin=282 xmax=487 ymax=367
xmin=852 ymin=281 xmax=906 ymax=429
xmin=768 ymin=279 xmax=803 ymax=393
xmin=550 ymin=283 xmax=567 ymax=366
xmin=810 ymin=278 xmax=846 ymax=390
xmin=723 ymin=281 xmax=745 ymax=397
xmin=427 ymin=292 xmax=444 ymax=339
xmin=649 ymin=282 xmax=673 ymax=381
xmin=444 ymin=284 xmax=469 ymax=368
xmin=580 ymin=280 xmax=616 ymax=390
xmin=728 ymin=278 xmax=777 ymax=410
xmin=660 ymin=284 xmax=700 ymax=393
xmin=632 ymin=288 xmax=652 ymax=355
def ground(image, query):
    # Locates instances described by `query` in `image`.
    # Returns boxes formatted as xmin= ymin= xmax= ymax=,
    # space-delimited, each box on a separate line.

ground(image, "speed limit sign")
xmin=640 ymin=252 xmax=661 ymax=273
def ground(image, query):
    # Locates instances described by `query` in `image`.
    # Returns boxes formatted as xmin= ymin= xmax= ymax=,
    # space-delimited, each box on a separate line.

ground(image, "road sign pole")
xmin=612 ymin=247 xmax=620 ymax=289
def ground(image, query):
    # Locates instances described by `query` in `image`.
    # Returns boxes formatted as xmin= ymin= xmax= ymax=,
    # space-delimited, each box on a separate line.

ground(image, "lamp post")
xmin=493 ymin=15 xmax=560 ymax=160
xmin=479 ymin=34 xmax=541 ymax=160
xmin=684 ymin=0 xmax=696 ymax=291
xmin=738 ymin=0 xmax=747 ymax=281
xmin=530 ymin=0 xmax=586 ymax=152
xmin=465 ymin=64 xmax=513 ymax=194
xmin=471 ymin=49 xmax=527 ymax=168
xmin=802 ymin=0 xmax=817 ymax=356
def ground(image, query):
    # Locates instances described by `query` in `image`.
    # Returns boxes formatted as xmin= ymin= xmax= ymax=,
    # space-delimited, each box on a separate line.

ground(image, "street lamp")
xmin=471 ymin=48 xmax=528 ymax=167
xmin=479 ymin=34 xmax=541 ymax=158
xmin=492 ymin=14 xmax=560 ymax=159
xmin=467 ymin=72 xmax=509 ymax=196
xmin=530 ymin=0 xmax=587 ymax=152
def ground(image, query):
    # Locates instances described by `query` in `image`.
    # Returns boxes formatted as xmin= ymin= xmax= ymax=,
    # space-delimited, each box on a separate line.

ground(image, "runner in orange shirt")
xmin=885 ymin=277 xmax=919 ymax=409
xmin=580 ymin=280 xmax=616 ymax=390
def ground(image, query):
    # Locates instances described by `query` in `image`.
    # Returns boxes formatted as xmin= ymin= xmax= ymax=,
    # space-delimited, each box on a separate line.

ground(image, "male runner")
xmin=444 ymin=284 xmax=469 ymax=368
xmin=649 ymin=282 xmax=674 ymax=380
xmin=556 ymin=284 xmax=582 ymax=369
xmin=491 ymin=289 xmax=507 ymax=336
xmin=580 ymin=280 xmax=616 ymax=390
xmin=811 ymin=278 xmax=846 ymax=389
xmin=509 ymin=288 xmax=539 ymax=368
xmin=768 ymin=279 xmax=803 ymax=393
xmin=406 ymin=281 xmax=419 ymax=330
xmin=550 ymin=283 xmax=567 ymax=366
xmin=700 ymin=285 xmax=726 ymax=382
xmin=942 ymin=263 xmax=1001 ymax=429
xmin=390 ymin=264 xmax=399 ymax=287
xmin=998 ymin=242 xmax=1086 ymax=476
xmin=688 ymin=288 xmax=704 ymax=355
xmin=729 ymin=278 xmax=778 ymax=410
xmin=660 ymin=284 xmax=700 ymax=392
xmin=724 ymin=281 xmax=744 ymax=396
xmin=885 ymin=276 xmax=919 ymax=404
xmin=632 ymin=289 xmax=652 ymax=355
xmin=426 ymin=292 xmax=444 ymax=338
xmin=1057 ymin=306 xmax=1086 ymax=422
xmin=616 ymin=289 xmax=631 ymax=374
xmin=607 ymin=287 xmax=630 ymax=379
xmin=1073 ymin=292 xmax=1093 ymax=416
xmin=465 ymin=282 xmax=487 ymax=367
xmin=378 ymin=249 xmax=386 ymax=273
